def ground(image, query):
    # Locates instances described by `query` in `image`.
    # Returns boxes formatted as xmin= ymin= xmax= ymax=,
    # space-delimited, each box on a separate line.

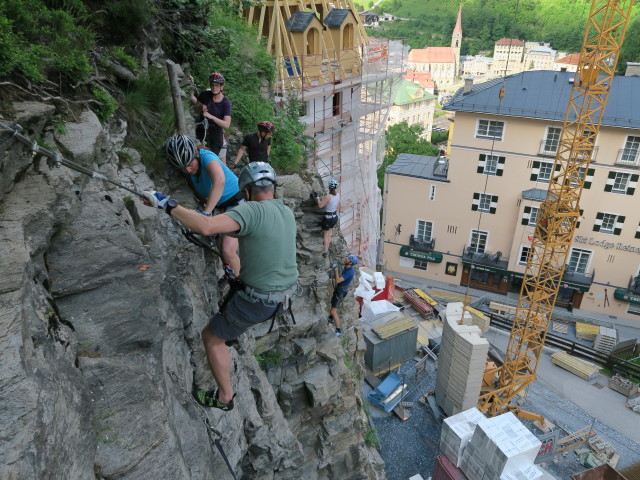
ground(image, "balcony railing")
xmin=538 ymin=140 xmax=558 ymax=157
xmin=562 ymin=268 xmax=595 ymax=288
xmin=628 ymin=275 xmax=640 ymax=294
xmin=538 ymin=141 xmax=600 ymax=161
xmin=615 ymin=148 xmax=639 ymax=166
xmin=462 ymin=247 xmax=509 ymax=271
xmin=410 ymin=234 xmax=435 ymax=253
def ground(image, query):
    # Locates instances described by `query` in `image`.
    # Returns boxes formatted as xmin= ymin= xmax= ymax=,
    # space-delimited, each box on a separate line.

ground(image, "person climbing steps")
xmin=327 ymin=255 xmax=358 ymax=337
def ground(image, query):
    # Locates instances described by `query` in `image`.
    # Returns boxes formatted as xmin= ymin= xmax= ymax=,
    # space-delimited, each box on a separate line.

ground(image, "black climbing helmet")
xmin=257 ymin=121 xmax=275 ymax=134
xmin=165 ymin=134 xmax=196 ymax=169
xmin=209 ymin=72 xmax=225 ymax=85
xmin=238 ymin=162 xmax=277 ymax=192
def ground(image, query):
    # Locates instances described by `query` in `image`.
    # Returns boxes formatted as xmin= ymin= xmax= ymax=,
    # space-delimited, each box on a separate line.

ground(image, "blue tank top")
xmin=189 ymin=149 xmax=239 ymax=205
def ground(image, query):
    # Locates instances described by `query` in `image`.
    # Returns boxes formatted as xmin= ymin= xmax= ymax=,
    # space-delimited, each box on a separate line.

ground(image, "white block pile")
xmin=593 ymin=327 xmax=617 ymax=354
xmin=500 ymin=464 xmax=543 ymax=480
xmin=439 ymin=407 xmax=486 ymax=467
xmin=459 ymin=412 xmax=542 ymax=480
xmin=435 ymin=303 xmax=489 ymax=416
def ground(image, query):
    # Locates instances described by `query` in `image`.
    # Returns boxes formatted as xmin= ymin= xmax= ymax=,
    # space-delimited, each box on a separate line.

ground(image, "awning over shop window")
xmin=500 ymin=271 xmax=590 ymax=291
xmin=614 ymin=288 xmax=640 ymax=304
xmin=400 ymin=246 xmax=443 ymax=263
xmin=462 ymin=262 xmax=510 ymax=276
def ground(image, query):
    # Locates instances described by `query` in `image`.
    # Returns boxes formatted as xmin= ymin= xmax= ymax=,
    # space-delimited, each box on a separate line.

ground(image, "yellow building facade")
xmin=381 ymin=71 xmax=640 ymax=322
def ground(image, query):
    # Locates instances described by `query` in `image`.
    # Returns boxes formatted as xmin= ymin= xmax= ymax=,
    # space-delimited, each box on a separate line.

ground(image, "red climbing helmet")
xmin=257 ymin=121 xmax=275 ymax=134
xmin=209 ymin=72 xmax=225 ymax=85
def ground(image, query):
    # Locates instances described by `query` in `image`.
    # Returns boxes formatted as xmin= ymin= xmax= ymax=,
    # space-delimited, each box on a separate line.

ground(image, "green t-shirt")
xmin=226 ymin=199 xmax=298 ymax=291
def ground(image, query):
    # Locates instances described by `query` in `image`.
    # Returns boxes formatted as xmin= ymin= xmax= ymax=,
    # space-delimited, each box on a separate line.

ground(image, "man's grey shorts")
xmin=208 ymin=290 xmax=283 ymax=341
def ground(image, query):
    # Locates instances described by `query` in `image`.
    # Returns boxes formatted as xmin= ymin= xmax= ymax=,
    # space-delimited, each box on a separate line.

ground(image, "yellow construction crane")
xmin=477 ymin=0 xmax=633 ymax=418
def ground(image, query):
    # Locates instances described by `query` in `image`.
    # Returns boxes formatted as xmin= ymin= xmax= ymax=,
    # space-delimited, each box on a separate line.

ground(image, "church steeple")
xmin=451 ymin=4 xmax=462 ymax=75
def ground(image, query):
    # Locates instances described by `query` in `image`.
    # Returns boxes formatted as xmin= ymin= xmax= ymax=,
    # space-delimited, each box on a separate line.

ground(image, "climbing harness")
xmin=166 ymin=368 xmax=238 ymax=480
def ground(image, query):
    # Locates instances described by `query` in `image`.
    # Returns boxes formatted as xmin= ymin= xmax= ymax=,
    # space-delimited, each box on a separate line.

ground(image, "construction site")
xmin=241 ymin=0 xmax=407 ymax=267
xmin=242 ymin=0 xmax=640 ymax=479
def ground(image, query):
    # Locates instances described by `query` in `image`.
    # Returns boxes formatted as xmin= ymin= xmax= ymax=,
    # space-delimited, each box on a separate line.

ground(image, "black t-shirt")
xmin=196 ymin=90 xmax=232 ymax=135
xmin=241 ymin=132 xmax=271 ymax=163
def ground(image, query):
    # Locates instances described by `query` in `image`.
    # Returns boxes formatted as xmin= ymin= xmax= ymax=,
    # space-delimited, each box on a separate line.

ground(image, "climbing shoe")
xmin=194 ymin=389 xmax=236 ymax=411
xmin=335 ymin=328 xmax=343 ymax=337
xmin=322 ymin=251 xmax=329 ymax=257
xmin=327 ymin=315 xmax=334 ymax=324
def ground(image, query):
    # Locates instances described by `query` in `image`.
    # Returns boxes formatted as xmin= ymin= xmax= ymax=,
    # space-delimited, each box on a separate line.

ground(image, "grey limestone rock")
xmin=0 ymin=102 xmax=386 ymax=480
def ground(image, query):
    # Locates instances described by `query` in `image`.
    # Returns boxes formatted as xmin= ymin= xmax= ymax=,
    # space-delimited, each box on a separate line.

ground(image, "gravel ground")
xmin=367 ymin=349 xmax=640 ymax=480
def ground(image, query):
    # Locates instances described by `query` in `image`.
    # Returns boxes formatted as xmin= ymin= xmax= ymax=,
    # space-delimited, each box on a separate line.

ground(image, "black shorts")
xmin=321 ymin=214 xmax=338 ymax=231
xmin=331 ymin=289 xmax=348 ymax=309
xmin=195 ymin=123 xmax=223 ymax=155
xmin=208 ymin=290 xmax=283 ymax=341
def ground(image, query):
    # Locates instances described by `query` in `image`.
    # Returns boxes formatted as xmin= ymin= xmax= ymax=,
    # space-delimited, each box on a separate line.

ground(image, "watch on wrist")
xmin=165 ymin=199 xmax=179 ymax=216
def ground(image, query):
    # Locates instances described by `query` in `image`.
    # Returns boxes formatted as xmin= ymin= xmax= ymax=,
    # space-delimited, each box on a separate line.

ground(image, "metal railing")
xmin=538 ymin=140 xmax=558 ymax=157
xmin=462 ymin=247 xmax=509 ymax=270
xmin=562 ymin=268 xmax=595 ymax=288
xmin=615 ymin=147 xmax=639 ymax=166
xmin=409 ymin=235 xmax=435 ymax=252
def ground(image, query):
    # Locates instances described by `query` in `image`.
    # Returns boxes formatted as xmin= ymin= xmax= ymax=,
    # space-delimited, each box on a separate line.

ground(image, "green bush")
xmin=92 ymin=86 xmax=118 ymax=122
xmin=270 ymin=96 xmax=312 ymax=173
xmin=364 ymin=427 xmax=380 ymax=448
xmin=122 ymin=68 xmax=175 ymax=170
xmin=0 ymin=0 xmax=93 ymax=83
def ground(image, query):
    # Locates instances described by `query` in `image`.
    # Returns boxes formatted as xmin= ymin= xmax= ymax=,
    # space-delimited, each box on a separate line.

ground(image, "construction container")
xmin=571 ymin=464 xmax=630 ymax=480
xmin=363 ymin=316 xmax=418 ymax=374
xmin=432 ymin=454 xmax=469 ymax=480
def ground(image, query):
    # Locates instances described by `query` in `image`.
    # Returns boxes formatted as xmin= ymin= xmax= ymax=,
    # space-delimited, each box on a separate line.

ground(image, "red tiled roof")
xmin=408 ymin=47 xmax=455 ymax=64
xmin=495 ymin=38 xmax=524 ymax=46
xmin=556 ymin=53 xmax=580 ymax=65
xmin=405 ymin=70 xmax=434 ymax=89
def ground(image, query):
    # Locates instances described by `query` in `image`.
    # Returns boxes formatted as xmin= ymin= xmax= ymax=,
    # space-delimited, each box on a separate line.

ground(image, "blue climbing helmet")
xmin=348 ymin=255 xmax=358 ymax=265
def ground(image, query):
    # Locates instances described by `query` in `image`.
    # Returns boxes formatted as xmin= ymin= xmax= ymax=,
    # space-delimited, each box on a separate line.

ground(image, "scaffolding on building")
xmin=241 ymin=0 xmax=407 ymax=266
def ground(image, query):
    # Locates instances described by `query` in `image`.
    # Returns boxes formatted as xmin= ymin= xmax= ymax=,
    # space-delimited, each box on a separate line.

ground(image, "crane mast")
xmin=478 ymin=0 xmax=632 ymax=416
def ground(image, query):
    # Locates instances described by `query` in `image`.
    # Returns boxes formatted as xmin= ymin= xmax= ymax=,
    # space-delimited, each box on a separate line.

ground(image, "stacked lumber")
xmin=593 ymin=327 xmax=617 ymax=354
xmin=576 ymin=322 xmax=599 ymax=341
xmin=402 ymin=289 xmax=434 ymax=318
xmin=551 ymin=352 xmax=600 ymax=381
xmin=551 ymin=321 xmax=569 ymax=334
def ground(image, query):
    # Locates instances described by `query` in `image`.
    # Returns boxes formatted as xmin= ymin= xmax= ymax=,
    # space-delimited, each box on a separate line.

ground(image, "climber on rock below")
xmin=233 ymin=121 xmax=274 ymax=166
xmin=143 ymin=162 xmax=298 ymax=412
xmin=316 ymin=179 xmax=340 ymax=259
xmin=164 ymin=134 xmax=243 ymax=275
xmin=328 ymin=255 xmax=358 ymax=337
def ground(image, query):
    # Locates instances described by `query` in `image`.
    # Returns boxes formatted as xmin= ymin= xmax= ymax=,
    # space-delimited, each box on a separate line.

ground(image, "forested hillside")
xmin=365 ymin=0 xmax=640 ymax=72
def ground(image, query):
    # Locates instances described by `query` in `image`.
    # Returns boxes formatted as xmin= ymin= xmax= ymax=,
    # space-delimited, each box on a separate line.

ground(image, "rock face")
xmin=0 ymin=103 xmax=385 ymax=480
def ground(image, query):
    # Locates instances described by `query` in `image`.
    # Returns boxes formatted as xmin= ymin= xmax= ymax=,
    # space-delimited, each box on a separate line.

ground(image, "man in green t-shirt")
xmin=144 ymin=162 xmax=298 ymax=411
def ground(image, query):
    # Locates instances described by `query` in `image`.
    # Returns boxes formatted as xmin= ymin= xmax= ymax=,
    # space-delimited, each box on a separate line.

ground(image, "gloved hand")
xmin=195 ymin=210 xmax=212 ymax=217
xmin=143 ymin=191 xmax=169 ymax=208
xmin=331 ymin=262 xmax=339 ymax=270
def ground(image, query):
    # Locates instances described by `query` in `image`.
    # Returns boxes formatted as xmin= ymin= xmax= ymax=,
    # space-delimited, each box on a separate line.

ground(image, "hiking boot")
xmin=194 ymin=389 xmax=236 ymax=411
xmin=327 ymin=315 xmax=334 ymax=324
xmin=322 ymin=251 xmax=329 ymax=257
xmin=335 ymin=328 xmax=343 ymax=337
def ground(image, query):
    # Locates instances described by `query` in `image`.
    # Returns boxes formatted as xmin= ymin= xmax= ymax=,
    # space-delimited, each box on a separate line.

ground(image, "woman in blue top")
xmin=165 ymin=134 xmax=242 ymax=275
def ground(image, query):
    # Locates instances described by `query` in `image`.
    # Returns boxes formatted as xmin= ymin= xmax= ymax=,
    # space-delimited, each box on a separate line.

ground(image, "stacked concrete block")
xmin=500 ymin=464 xmax=543 ymax=480
xmin=436 ymin=303 xmax=489 ymax=416
xmin=459 ymin=412 xmax=542 ymax=480
xmin=593 ymin=327 xmax=617 ymax=354
xmin=440 ymin=407 xmax=486 ymax=467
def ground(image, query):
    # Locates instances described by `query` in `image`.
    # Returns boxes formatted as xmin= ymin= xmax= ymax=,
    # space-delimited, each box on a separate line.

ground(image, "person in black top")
xmin=189 ymin=72 xmax=232 ymax=155
xmin=233 ymin=121 xmax=274 ymax=166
